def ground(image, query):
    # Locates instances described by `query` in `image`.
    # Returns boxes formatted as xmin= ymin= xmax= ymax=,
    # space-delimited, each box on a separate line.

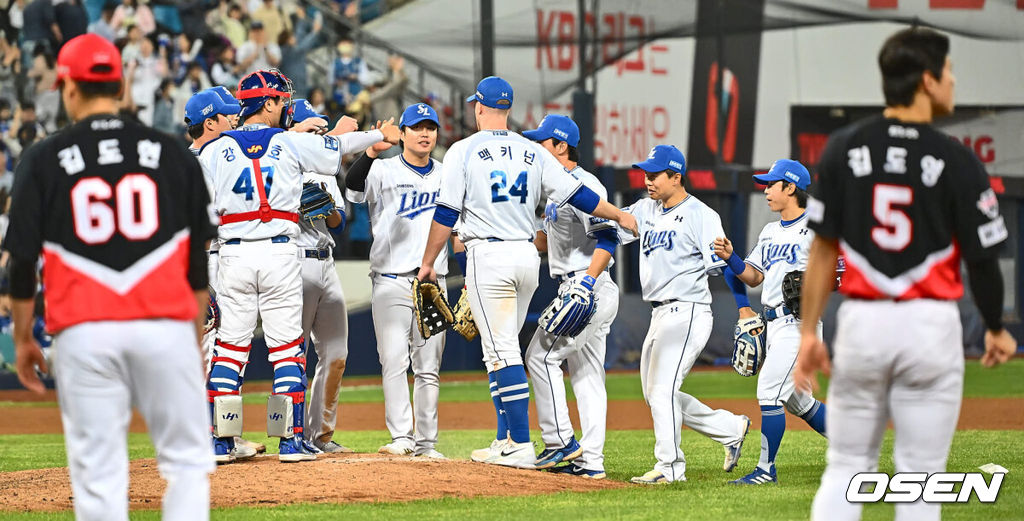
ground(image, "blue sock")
xmin=758 ymin=405 xmax=786 ymax=470
xmin=800 ymin=400 xmax=827 ymax=436
xmin=488 ymin=372 xmax=507 ymax=440
xmin=494 ymin=365 xmax=531 ymax=443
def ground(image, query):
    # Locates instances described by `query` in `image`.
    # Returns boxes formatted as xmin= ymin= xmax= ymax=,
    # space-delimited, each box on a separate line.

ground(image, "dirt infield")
xmin=0 ymin=453 xmax=624 ymax=513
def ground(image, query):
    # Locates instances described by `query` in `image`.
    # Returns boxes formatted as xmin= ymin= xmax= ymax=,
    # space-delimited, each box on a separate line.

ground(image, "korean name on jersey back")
xmin=2 ymin=115 xmax=215 ymax=332
xmin=808 ymin=115 xmax=1007 ymax=300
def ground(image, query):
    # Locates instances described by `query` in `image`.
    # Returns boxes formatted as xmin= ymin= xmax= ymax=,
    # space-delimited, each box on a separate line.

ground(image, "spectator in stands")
xmin=0 ymin=142 xmax=12 ymax=198
xmin=127 ymin=36 xmax=168 ymax=125
xmin=0 ymin=99 xmax=12 ymax=136
xmin=237 ymin=20 xmax=280 ymax=74
xmin=252 ymin=0 xmax=288 ymax=45
xmin=120 ymin=23 xmax=144 ymax=64
xmin=20 ymin=0 xmax=61 ymax=70
xmin=7 ymin=0 xmax=26 ymax=43
xmin=151 ymin=77 xmax=179 ymax=138
xmin=167 ymin=33 xmax=201 ymax=84
xmin=111 ymin=0 xmax=155 ymax=37
xmin=213 ymin=1 xmax=247 ymax=50
xmin=26 ymin=46 xmax=57 ymax=132
xmin=177 ymin=0 xmax=212 ymax=41
xmin=87 ymin=4 xmax=117 ymax=42
xmin=307 ymin=86 xmax=326 ymax=115
xmin=278 ymin=9 xmax=321 ymax=101
xmin=368 ymin=54 xmax=406 ymax=126
xmin=332 ymin=37 xmax=368 ymax=106
xmin=210 ymin=45 xmax=240 ymax=87
xmin=54 ymin=0 xmax=87 ymax=44
xmin=0 ymin=37 xmax=20 ymax=108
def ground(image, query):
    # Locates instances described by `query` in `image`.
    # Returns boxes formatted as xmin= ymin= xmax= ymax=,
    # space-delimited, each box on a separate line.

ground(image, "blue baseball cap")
xmin=753 ymin=159 xmax=810 ymax=190
xmin=633 ymin=145 xmax=686 ymax=175
xmin=399 ymin=103 xmax=439 ymax=128
xmin=465 ymin=76 xmax=513 ymax=109
xmin=291 ymin=98 xmax=327 ymax=123
xmin=184 ymin=89 xmax=240 ymax=126
xmin=523 ymin=114 xmax=579 ymax=147
xmin=211 ymin=85 xmax=239 ymax=107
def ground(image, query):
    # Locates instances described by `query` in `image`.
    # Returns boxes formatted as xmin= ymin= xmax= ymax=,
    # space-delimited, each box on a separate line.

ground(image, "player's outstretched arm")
xmin=592 ymin=200 xmax=637 ymax=236
xmin=714 ymin=236 xmax=763 ymax=286
xmin=584 ymin=228 xmax=617 ymax=278
xmin=793 ymin=236 xmax=839 ymax=394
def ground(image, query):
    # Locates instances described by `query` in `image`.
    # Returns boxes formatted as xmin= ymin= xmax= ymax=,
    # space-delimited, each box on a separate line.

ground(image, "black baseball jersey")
xmin=2 ymin=114 xmax=216 ymax=332
xmin=808 ymin=115 xmax=1007 ymax=300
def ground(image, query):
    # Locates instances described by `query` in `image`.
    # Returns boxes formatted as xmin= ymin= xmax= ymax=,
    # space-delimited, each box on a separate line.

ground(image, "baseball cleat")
xmin=535 ymin=436 xmax=583 ymax=469
xmin=487 ymin=440 xmax=536 ymax=469
xmin=630 ymin=470 xmax=671 ymax=485
xmin=550 ymin=464 xmax=606 ymax=479
xmin=378 ymin=441 xmax=415 ymax=456
xmin=213 ymin=437 xmax=235 ymax=464
xmin=278 ymin=436 xmax=318 ymax=462
xmin=235 ymin=437 xmax=266 ymax=454
xmin=234 ymin=442 xmax=257 ymax=460
xmin=730 ymin=465 xmax=777 ymax=485
xmin=414 ymin=448 xmax=447 ymax=459
xmin=315 ymin=440 xmax=355 ymax=453
xmin=723 ymin=415 xmax=751 ymax=472
xmin=470 ymin=439 xmax=508 ymax=462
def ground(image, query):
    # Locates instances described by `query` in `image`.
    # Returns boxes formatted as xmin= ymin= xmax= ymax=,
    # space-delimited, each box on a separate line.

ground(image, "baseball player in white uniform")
xmin=345 ymin=103 xmax=449 ymax=458
xmin=200 ymin=69 xmax=397 ymax=462
xmin=523 ymin=115 xmax=618 ymax=479
xmin=287 ymin=99 xmax=355 ymax=454
xmin=619 ymin=144 xmax=750 ymax=485
xmin=712 ymin=159 xmax=829 ymax=485
xmin=417 ymin=76 xmax=637 ymax=469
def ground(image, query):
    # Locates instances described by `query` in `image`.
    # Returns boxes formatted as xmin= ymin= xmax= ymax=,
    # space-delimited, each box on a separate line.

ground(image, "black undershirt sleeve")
xmin=966 ymin=256 xmax=1004 ymax=332
xmin=345 ymin=152 xmax=376 ymax=192
xmin=8 ymin=256 xmax=38 ymax=300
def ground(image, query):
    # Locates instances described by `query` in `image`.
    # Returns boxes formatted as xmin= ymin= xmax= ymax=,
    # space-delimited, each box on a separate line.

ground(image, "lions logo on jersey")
xmin=641 ymin=230 xmax=676 ymax=256
xmin=761 ymin=241 xmax=802 ymax=270
xmin=397 ymin=189 xmax=440 ymax=220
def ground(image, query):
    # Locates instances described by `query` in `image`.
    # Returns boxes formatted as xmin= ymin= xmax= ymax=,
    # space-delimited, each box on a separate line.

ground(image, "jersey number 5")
xmin=490 ymin=170 xmax=528 ymax=203
xmin=71 ymin=174 xmax=159 ymax=244
xmin=233 ymin=166 xmax=274 ymax=200
xmin=871 ymin=184 xmax=913 ymax=251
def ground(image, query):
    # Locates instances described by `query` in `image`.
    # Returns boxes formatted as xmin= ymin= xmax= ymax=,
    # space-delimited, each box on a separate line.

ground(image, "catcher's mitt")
xmin=781 ymin=270 xmax=804 ymax=319
xmin=538 ymin=275 xmax=598 ymax=338
xmin=300 ymin=182 xmax=336 ymax=225
xmin=204 ymin=293 xmax=220 ymax=335
xmin=452 ymin=287 xmax=478 ymax=341
xmin=412 ymin=279 xmax=454 ymax=339
xmin=731 ymin=315 xmax=767 ymax=377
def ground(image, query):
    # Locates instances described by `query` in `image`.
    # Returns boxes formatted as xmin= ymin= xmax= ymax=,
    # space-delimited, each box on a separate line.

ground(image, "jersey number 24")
xmin=491 ymin=170 xmax=528 ymax=203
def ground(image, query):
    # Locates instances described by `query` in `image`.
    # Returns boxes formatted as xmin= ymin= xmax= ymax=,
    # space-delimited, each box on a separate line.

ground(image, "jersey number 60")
xmin=71 ymin=174 xmax=159 ymax=244
xmin=490 ymin=170 xmax=528 ymax=203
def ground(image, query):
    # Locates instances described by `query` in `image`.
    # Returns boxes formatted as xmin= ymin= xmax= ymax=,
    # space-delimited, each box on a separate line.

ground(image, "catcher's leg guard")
xmin=207 ymin=339 xmax=251 ymax=435
xmin=267 ymin=337 xmax=307 ymax=438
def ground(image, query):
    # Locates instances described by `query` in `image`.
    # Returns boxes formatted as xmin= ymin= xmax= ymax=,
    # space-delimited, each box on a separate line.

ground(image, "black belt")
xmin=224 ymin=235 xmax=289 ymax=245
xmin=764 ymin=305 xmax=793 ymax=321
xmin=651 ymin=299 xmax=679 ymax=309
xmin=304 ymin=248 xmax=331 ymax=260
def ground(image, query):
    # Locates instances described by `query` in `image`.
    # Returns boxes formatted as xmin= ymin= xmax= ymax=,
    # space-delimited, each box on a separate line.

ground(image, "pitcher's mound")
xmin=0 ymin=453 xmax=625 ymax=512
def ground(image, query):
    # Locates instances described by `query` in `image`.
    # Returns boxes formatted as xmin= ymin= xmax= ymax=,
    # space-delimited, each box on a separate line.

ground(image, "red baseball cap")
xmin=55 ymin=34 xmax=123 ymax=88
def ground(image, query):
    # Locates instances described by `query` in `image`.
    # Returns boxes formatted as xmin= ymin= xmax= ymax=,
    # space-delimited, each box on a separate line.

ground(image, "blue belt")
xmin=304 ymin=248 xmax=331 ymax=260
xmin=651 ymin=299 xmax=679 ymax=309
xmin=485 ymin=237 xmax=533 ymax=243
xmin=224 ymin=235 xmax=289 ymax=245
xmin=764 ymin=305 xmax=793 ymax=321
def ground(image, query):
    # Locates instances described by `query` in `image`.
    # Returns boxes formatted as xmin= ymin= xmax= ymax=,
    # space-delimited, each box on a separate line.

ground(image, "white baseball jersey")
xmin=200 ymin=126 xmax=383 ymax=241
xmin=621 ymin=195 xmax=727 ymax=304
xmin=296 ymin=172 xmax=344 ymax=249
xmin=744 ymin=213 xmax=812 ymax=308
xmin=438 ymin=130 xmax=583 ymax=241
xmin=542 ymin=166 xmax=614 ymax=277
xmin=346 ymin=155 xmax=449 ymax=275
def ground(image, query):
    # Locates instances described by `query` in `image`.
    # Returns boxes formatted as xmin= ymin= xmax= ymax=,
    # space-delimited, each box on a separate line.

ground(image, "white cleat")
xmin=487 ymin=441 xmax=536 ymax=469
xmin=378 ymin=441 xmax=415 ymax=455
xmin=470 ymin=439 xmax=507 ymax=462
xmin=414 ymin=448 xmax=447 ymax=459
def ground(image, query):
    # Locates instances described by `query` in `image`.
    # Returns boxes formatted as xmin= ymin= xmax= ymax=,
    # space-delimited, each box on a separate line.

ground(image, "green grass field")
xmin=1 ymin=360 xmax=1021 ymax=520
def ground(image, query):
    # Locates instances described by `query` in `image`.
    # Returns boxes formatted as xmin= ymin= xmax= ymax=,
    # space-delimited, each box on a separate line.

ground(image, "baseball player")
xmin=287 ymin=99 xmax=354 ymax=454
xmin=345 ymin=103 xmax=449 ymax=458
xmin=618 ymin=145 xmax=750 ymax=485
xmin=200 ymin=69 xmax=398 ymax=463
xmin=417 ymin=76 xmax=638 ymax=469
xmin=794 ymin=28 xmax=1015 ymax=521
xmin=711 ymin=159 xmax=829 ymax=485
xmin=6 ymin=34 xmax=215 ymax=520
xmin=522 ymin=115 xmax=619 ymax=479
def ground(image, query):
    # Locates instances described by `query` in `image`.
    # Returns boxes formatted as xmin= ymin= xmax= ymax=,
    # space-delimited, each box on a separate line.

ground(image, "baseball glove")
xmin=452 ymin=287 xmax=478 ymax=341
xmin=204 ymin=293 xmax=220 ymax=335
xmin=781 ymin=270 xmax=804 ymax=319
xmin=538 ymin=275 xmax=598 ymax=338
xmin=412 ymin=279 xmax=454 ymax=339
xmin=300 ymin=182 xmax=336 ymax=225
xmin=731 ymin=315 xmax=767 ymax=377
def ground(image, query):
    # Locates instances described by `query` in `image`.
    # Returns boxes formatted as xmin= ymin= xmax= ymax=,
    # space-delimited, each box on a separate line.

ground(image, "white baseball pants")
xmin=526 ymin=271 xmax=618 ymax=472
xmin=302 ymin=254 xmax=350 ymax=444
xmin=52 ymin=319 xmax=213 ymax=521
xmin=759 ymin=316 xmax=821 ymax=414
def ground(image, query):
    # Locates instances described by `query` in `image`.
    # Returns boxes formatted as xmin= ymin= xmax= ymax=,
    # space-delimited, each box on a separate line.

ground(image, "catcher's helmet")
xmin=236 ymin=69 xmax=295 ymax=128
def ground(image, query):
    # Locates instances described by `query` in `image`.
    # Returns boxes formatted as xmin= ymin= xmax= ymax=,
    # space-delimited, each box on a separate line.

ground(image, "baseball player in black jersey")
xmin=793 ymin=27 xmax=1016 ymax=521
xmin=4 ymin=34 xmax=217 ymax=521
